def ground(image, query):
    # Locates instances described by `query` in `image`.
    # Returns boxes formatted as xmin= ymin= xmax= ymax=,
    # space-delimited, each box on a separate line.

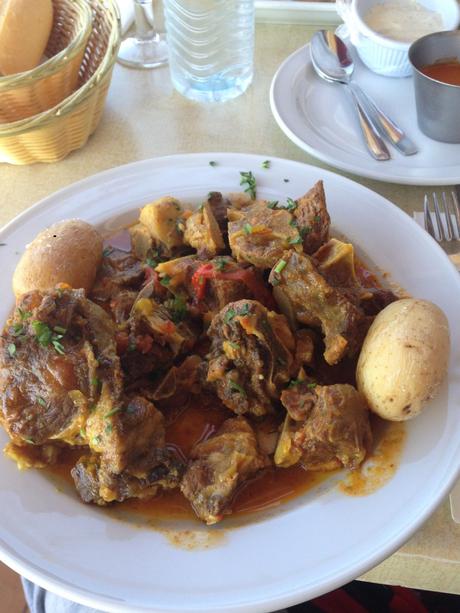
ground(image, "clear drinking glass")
xmin=163 ymin=0 xmax=255 ymax=102
xmin=117 ymin=0 xmax=168 ymax=69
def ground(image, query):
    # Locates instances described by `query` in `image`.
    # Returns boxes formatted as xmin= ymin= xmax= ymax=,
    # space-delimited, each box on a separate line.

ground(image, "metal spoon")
xmin=311 ymin=31 xmax=418 ymax=157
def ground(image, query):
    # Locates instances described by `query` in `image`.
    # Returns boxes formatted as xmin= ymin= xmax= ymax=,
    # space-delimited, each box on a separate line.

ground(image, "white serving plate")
xmin=270 ymin=44 xmax=460 ymax=185
xmin=0 ymin=153 xmax=459 ymax=612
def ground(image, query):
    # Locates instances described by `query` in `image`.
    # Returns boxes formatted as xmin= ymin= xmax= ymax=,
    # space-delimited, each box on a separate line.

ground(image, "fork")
xmin=424 ymin=188 xmax=460 ymax=523
xmin=424 ymin=189 xmax=460 ymax=261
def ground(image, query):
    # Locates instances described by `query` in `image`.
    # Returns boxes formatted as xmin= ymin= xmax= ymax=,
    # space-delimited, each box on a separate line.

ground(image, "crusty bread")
xmin=13 ymin=219 xmax=103 ymax=297
xmin=0 ymin=0 xmax=53 ymax=75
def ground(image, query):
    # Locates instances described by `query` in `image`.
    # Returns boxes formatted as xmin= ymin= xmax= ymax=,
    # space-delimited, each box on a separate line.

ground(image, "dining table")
xmin=1 ymin=16 xmax=460 ymax=601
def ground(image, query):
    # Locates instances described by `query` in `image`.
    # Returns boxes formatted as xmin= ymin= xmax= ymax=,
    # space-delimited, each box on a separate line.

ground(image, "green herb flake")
xmin=165 ymin=295 xmax=187 ymax=324
xmin=12 ymin=323 xmax=24 ymax=336
xmin=228 ymin=380 xmax=246 ymax=396
xmin=104 ymin=407 xmax=122 ymax=419
xmin=89 ymin=404 xmax=97 ymax=412
xmin=243 ymin=222 xmax=253 ymax=235
xmin=288 ymin=379 xmax=301 ymax=388
xmin=261 ymin=160 xmax=271 ymax=169
xmin=24 ymin=437 xmax=34 ymax=445
xmin=240 ymin=171 xmax=257 ymax=200
xmin=313 ymin=215 xmax=322 ymax=223
xmin=145 ymin=257 xmax=157 ymax=268
xmin=238 ymin=303 xmax=250 ymax=316
xmin=53 ymin=326 xmax=67 ymax=334
xmin=32 ymin=321 xmax=52 ymax=346
xmin=224 ymin=308 xmax=236 ymax=323
xmin=299 ymin=226 xmax=311 ymax=237
xmin=160 ymin=275 xmax=171 ymax=287
xmin=37 ymin=396 xmax=47 ymax=407
xmin=214 ymin=258 xmax=227 ymax=272
xmin=209 ymin=160 xmax=217 ymax=167
xmin=228 ymin=341 xmax=240 ymax=350
xmin=7 ymin=343 xmax=16 ymax=357
xmin=289 ymin=236 xmax=303 ymax=245
xmin=103 ymin=247 xmax=113 ymax=257
xmin=79 ymin=428 xmax=86 ymax=439
xmin=18 ymin=308 xmax=32 ymax=321
xmin=91 ymin=377 xmax=101 ymax=388
xmin=52 ymin=340 xmax=65 ymax=355
xmin=105 ymin=423 xmax=113 ymax=435
xmin=92 ymin=435 xmax=102 ymax=446
xmin=267 ymin=200 xmax=278 ymax=210
xmin=274 ymin=259 xmax=287 ymax=274
xmin=307 ymin=382 xmax=317 ymax=389
xmin=285 ymin=197 xmax=297 ymax=212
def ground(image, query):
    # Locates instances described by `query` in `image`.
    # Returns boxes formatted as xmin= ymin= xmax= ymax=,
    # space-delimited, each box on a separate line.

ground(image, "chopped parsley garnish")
xmin=92 ymin=435 xmax=102 ymax=446
xmin=229 ymin=380 xmax=246 ymax=396
xmin=284 ymin=197 xmax=297 ymax=212
xmin=288 ymin=379 xmax=301 ymax=388
xmin=160 ymin=275 xmax=171 ymax=287
xmin=24 ymin=437 xmax=34 ymax=445
xmin=89 ymin=404 xmax=97 ymax=412
xmin=18 ymin=308 xmax=32 ymax=321
xmin=53 ymin=326 xmax=67 ymax=334
xmin=104 ymin=407 xmax=122 ymax=419
xmin=261 ymin=160 xmax=271 ymax=169
xmin=243 ymin=223 xmax=253 ymax=235
xmin=288 ymin=236 xmax=303 ymax=245
xmin=307 ymin=382 xmax=317 ymax=389
xmin=103 ymin=246 xmax=113 ymax=257
xmin=209 ymin=160 xmax=217 ymax=167
xmin=79 ymin=428 xmax=86 ymax=439
xmin=7 ymin=343 xmax=16 ymax=357
xmin=224 ymin=308 xmax=236 ymax=323
xmin=238 ymin=303 xmax=250 ymax=316
xmin=214 ymin=258 xmax=227 ymax=272
xmin=299 ymin=226 xmax=311 ymax=237
xmin=37 ymin=396 xmax=47 ymax=407
xmin=267 ymin=200 xmax=279 ymax=209
xmin=164 ymin=295 xmax=187 ymax=323
xmin=32 ymin=321 xmax=66 ymax=354
xmin=228 ymin=341 xmax=240 ymax=350
xmin=314 ymin=215 xmax=322 ymax=223
xmin=91 ymin=376 xmax=101 ymax=388
xmin=274 ymin=259 xmax=287 ymax=274
xmin=105 ymin=424 xmax=113 ymax=434
xmin=240 ymin=171 xmax=257 ymax=200
xmin=145 ymin=256 xmax=157 ymax=268
xmin=12 ymin=323 xmax=24 ymax=336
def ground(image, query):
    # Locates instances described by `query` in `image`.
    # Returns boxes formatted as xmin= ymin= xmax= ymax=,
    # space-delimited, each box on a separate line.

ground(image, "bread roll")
xmin=0 ymin=0 xmax=53 ymax=75
xmin=13 ymin=219 xmax=103 ymax=297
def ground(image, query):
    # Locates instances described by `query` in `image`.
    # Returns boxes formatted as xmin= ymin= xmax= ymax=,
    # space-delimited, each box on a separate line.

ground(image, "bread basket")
xmin=0 ymin=0 xmax=121 ymax=164
xmin=0 ymin=0 xmax=93 ymax=122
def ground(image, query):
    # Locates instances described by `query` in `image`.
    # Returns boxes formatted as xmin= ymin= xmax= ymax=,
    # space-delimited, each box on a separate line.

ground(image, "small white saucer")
xmin=270 ymin=43 xmax=460 ymax=185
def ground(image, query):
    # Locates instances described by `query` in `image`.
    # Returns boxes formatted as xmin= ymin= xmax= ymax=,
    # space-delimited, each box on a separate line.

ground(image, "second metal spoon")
xmin=311 ymin=30 xmax=418 ymax=157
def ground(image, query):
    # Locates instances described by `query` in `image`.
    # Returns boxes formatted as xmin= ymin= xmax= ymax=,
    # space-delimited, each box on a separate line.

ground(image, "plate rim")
xmin=1 ymin=152 xmax=460 ymax=613
xmin=269 ymin=44 xmax=460 ymax=186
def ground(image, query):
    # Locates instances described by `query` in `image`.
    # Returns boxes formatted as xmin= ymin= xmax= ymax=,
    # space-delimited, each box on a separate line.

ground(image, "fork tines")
xmin=424 ymin=190 xmax=460 ymax=241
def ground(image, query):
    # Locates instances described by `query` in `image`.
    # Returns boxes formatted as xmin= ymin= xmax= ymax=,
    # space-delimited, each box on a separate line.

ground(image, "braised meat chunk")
xmin=275 ymin=383 xmax=372 ymax=471
xmin=73 ymin=393 xmax=182 ymax=504
xmin=293 ymin=180 xmax=330 ymax=254
xmin=228 ymin=201 xmax=301 ymax=269
xmin=269 ymin=251 xmax=367 ymax=365
xmin=206 ymin=300 xmax=295 ymax=417
xmin=181 ymin=417 xmax=269 ymax=524
xmin=91 ymin=248 xmax=144 ymax=306
xmin=0 ymin=288 xmax=121 ymax=449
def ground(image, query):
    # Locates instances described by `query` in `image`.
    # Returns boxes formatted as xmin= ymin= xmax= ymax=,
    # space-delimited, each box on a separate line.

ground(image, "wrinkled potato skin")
xmin=13 ymin=219 xmax=103 ymax=297
xmin=356 ymin=299 xmax=450 ymax=421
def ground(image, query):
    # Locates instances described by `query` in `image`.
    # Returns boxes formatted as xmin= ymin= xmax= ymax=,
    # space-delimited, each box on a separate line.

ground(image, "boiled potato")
xmin=356 ymin=298 xmax=449 ymax=421
xmin=139 ymin=197 xmax=184 ymax=250
xmin=13 ymin=219 xmax=103 ymax=297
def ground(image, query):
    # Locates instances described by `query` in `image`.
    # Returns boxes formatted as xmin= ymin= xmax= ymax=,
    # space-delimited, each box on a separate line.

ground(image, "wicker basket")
xmin=0 ymin=0 xmax=121 ymax=164
xmin=0 ymin=0 xmax=93 ymax=123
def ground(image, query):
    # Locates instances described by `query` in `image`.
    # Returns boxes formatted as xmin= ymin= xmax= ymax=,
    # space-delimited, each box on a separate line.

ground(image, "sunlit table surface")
xmin=1 ymin=21 xmax=460 ymax=597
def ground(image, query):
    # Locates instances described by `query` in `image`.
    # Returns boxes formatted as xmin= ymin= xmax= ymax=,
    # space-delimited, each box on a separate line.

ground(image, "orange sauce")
xmin=420 ymin=60 xmax=460 ymax=86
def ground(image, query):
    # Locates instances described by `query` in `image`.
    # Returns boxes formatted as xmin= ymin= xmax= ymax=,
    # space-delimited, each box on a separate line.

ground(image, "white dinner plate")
xmin=270 ymin=44 xmax=460 ymax=185
xmin=1 ymin=153 xmax=460 ymax=612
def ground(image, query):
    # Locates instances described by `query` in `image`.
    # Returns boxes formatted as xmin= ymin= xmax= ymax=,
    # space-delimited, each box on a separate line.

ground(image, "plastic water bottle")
xmin=163 ymin=0 xmax=255 ymax=103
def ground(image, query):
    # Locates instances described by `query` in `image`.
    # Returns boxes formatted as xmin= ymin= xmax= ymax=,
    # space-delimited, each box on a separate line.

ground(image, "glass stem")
xmin=134 ymin=0 xmax=158 ymax=42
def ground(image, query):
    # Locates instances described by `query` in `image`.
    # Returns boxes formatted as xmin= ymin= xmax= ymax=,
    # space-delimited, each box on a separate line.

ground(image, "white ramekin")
xmin=336 ymin=0 xmax=460 ymax=78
